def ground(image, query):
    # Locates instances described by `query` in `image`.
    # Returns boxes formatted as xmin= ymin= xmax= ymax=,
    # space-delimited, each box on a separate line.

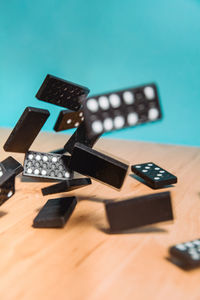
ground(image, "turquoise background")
xmin=0 ymin=0 xmax=200 ymax=146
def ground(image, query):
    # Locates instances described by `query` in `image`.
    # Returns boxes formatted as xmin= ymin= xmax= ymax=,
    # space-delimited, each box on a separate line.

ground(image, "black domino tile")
xmin=0 ymin=176 xmax=15 ymax=206
xmin=83 ymin=83 xmax=162 ymax=137
xmin=1 ymin=156 xmax=23 ymax=176
xmin=23 ymin=151 xmax=73 ymax=181
xmin=53 ymin=110 xmax=84 ymax=132
xmin=3 ymin=107 xmax=50 ymax=153
xmin=131 ymin=162 xmax=177 ymax=189
xmin=0 ymin=155 xmax=23 ymax=185
xmin=33 ymin=196 xmax=77 ymax=228
xmin=105 ymin=191 xmax=173 ymax=231
xmin=36 ymin=74 xmax=90 ymax=111
xmin=169 ymin=239 xmax=200 ymax=269
xmin=69 ymin=142 xmax=129 ymax=189
xmin=0 ymin=156 xmax=22 ymax=204
xmin=0 ymin=163 xmax=15 ymax=187
xmin=42 ymin=178 xmax=92 ymax=196
xmin=64 ymin=122 xmax=101 ymax=154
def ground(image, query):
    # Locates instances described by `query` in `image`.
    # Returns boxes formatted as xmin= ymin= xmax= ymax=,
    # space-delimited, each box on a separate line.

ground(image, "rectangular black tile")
xmin=83 ymin=83 xmax=162 ymax=137
xmin=0 ymin=176 xmax=15 ymax=206
xmin=54 ymin=110 xmax=84 ymax=131
xmin=33 ymin=196 xmax=77 ymax=228
xmin=69 ymin=142 xmax=128 ymax=189
xmin=3 ymin=107 xmax=50 ymax=153
xmin=42 ymin=178 xmax=92 ymax=195
xmin=105 ymin=191 xmax=173 ymax=231
xmin=169 ymin=238 xmax=200 ymax=269
xmin=131 ymin=162 xmax=177 ymax=189
xmin=36 ymin=74 xmax=90 ymax=111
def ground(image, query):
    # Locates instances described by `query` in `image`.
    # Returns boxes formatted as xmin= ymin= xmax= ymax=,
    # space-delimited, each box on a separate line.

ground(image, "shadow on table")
xmin=0 ymin=211 xmax=7 ymax=218
xmin=77 ymin=195 xmax=116 ymax=204
xmin=100 ymin=226 xmax=167 ymax=235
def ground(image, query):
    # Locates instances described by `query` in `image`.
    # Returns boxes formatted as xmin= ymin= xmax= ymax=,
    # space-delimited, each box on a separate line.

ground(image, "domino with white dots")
xmin=131 ymin=162 xmax=177 ymax=189
xmin=169 ymin=239 xmax=200 ymax=269
xmin=0 ymin=157 xmax=23 ymax=204
xmin=0 ymin=163 xmax=15 ymax=186
xmin=53 ymin=110 xmax=84 ymax=132
xmin=83 ymin=83 xmax=162 ymax=137
xmin=36 ymin=74 xmax=90 ymax=111
xmin=0 ymin=176 xmax=15 ymax=206
xmin=23 ymin=151 xmax=73 ymax=181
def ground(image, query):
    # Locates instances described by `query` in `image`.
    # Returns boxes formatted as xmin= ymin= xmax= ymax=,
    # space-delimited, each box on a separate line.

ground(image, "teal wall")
xmin=0 ymin=0 xmax=200 ymax=146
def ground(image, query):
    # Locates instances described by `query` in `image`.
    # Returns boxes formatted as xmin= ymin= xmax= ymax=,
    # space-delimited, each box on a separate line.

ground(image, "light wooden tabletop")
xmin=0 ymin=128 xmax=199 ymax=300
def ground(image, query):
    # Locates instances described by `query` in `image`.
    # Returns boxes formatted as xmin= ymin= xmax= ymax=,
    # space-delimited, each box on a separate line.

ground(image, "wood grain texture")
xmin=0 ymin=128 xmax=199 ymax=300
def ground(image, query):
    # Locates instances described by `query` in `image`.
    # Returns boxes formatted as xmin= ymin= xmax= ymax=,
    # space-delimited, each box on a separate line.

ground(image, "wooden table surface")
xmin=0 ymin=128 xmax=200 ymax=300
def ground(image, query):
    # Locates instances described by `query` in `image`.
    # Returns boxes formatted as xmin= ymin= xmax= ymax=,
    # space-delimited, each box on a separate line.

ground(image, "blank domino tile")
xmin=69 ymin=142 xmax=129 ymax=189
xmin=54 ymin=110 xmax=84 ymax=131
xmin=64 ymin=122 xmax=101 ymax=154
xmin=83 ymin=83 xmax=162 ymax=137
xmin=169 ymin=239 xmax=200 ymax=269
xmin=131 ymin=162 xmax=177 ymax=189
xmin=3 ymin=107 xmax=50 ymax=153
xmin=105 ymin=191 xmax=173 ymax=231
xmin=33 ymin=196 xmax=77 ymax=228
xmin=42 ymin=178 xmax=92 ymax=196
xmin=36 ymin=74 xmax=90 ymax=111
xmin=23 ymin=151 xmax=73 ymax=181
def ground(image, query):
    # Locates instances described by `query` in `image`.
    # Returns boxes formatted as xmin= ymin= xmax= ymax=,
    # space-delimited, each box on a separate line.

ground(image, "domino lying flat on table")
xmin=83 ymin=83 xmax=162 ymax=137
xmin=23 ymin=151 xmax=73 ymax=181
xmin=105 ymin=191 xmax=173 ymax=231
xmin=131 ymin=162 xmax=177 ymax=189
xmin=33 ymin=196 xmax=77 ymax=228
xmin=3 ymin=107 xmax=50 ymax=153
xmin=36 ymin=74 xmax=90 ymax=111
xmin=69 ymin=142 xmax=129 ymax=189
xmin=169 ymin=238 xmax=200 ymax=269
